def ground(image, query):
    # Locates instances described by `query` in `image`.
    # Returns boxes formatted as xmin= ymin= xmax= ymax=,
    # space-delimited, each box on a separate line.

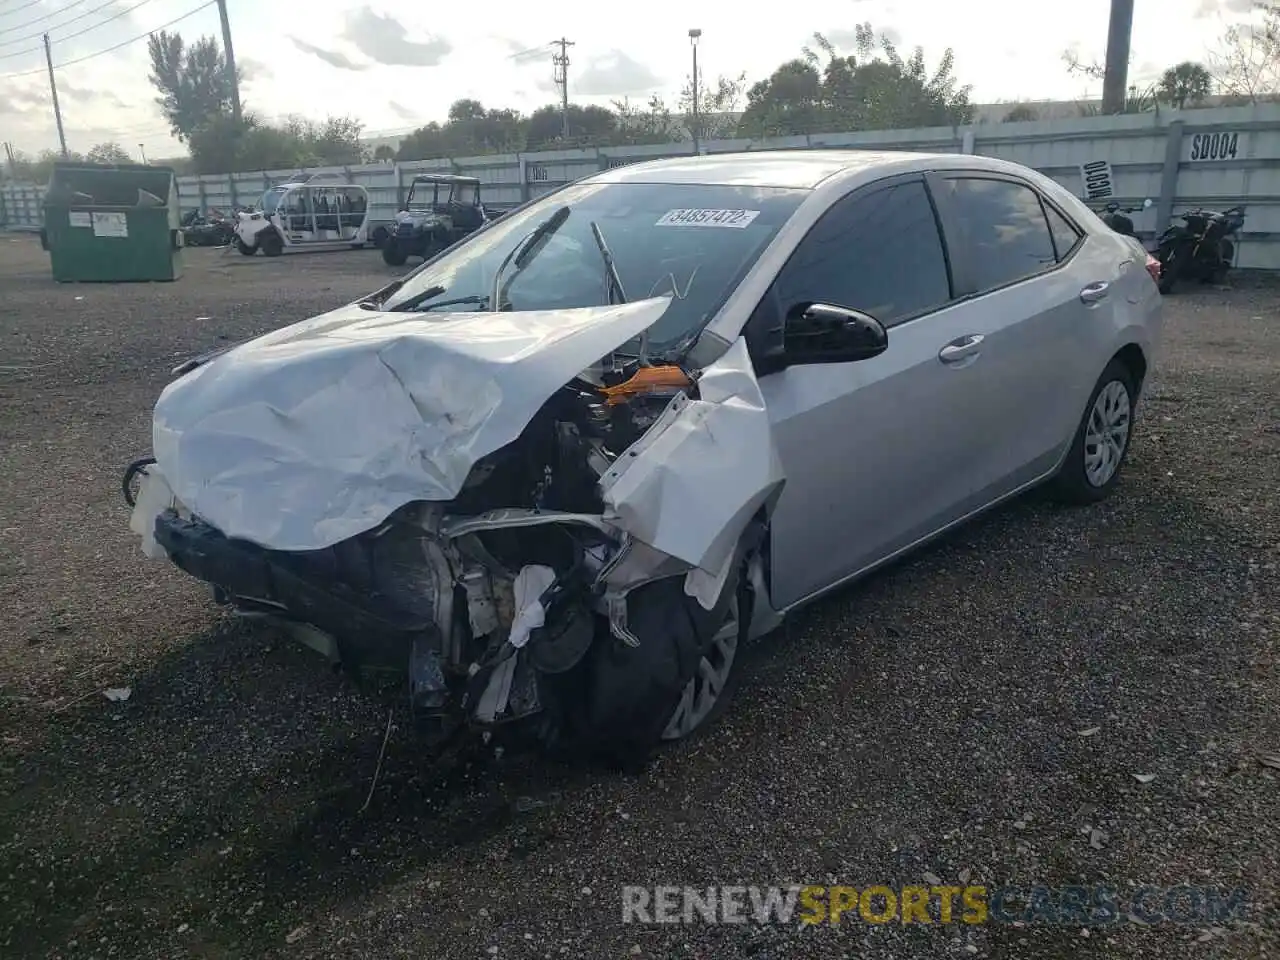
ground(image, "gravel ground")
xmin=0 ymin=237 xmax=1277 ymax=960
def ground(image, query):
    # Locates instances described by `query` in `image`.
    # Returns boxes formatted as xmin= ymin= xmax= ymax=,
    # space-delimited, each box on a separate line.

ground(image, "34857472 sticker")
xmin=655 ymin=208 xmax=761 ymax=228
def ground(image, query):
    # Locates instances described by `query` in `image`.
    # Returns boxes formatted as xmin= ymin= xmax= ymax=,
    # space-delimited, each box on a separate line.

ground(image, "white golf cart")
xmin=232 ymin=173 xmax=370 ymax=257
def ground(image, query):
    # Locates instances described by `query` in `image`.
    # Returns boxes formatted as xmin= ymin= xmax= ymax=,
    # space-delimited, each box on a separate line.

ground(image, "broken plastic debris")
xmin=1078 ymin=726 xmax=1102 ymax=737
xmin=508 ymin=565 xmax=556 ymax=649
xmin=103 ymin=687 xmax=132 ymax=702
xmin=598 ymin=364 xmax=692 ymax=406
xmin=1132 ymin=773 xmax=1157 ymax=784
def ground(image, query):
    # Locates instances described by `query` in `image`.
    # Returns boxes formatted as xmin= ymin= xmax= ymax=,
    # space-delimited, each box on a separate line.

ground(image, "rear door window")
xmin=936 ymin=177 xmax=1059 ymax=291
xmin=1044 ymin=203 xmax=1083 ymax=261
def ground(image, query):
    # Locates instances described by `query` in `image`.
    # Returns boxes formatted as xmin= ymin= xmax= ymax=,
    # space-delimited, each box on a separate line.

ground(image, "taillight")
xmin=1145 ymin=253 xmax=1161 ymax=283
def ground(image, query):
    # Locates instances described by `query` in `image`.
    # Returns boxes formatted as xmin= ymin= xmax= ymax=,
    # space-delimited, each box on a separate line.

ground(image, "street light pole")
xmin=688 ymin=28 xmax=702 ymax=155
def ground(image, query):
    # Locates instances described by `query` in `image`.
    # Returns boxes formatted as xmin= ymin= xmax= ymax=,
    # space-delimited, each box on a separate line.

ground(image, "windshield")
xmin=380 ymin=181 xmax=806 ymax=349
xmin=406 ymin=179 xmax=474 ymax=209
xmin=259 ymin=187 xmax=287 ymax=215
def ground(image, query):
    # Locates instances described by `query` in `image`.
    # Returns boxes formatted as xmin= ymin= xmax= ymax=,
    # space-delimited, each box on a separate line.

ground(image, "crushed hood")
xmin=153 ymin=297 xmax=673 ymax=551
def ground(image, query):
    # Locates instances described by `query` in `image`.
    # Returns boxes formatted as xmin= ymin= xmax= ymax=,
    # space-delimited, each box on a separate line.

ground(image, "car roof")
xmin=589 ymin=150 xmax=1041 ymax=190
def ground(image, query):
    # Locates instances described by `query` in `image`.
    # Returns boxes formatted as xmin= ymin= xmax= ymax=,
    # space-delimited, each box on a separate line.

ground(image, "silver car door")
xmin=744 ymin=174 xmax=982 ymax=610
xmin=925 ymin=173 xmax=1117 ymax=510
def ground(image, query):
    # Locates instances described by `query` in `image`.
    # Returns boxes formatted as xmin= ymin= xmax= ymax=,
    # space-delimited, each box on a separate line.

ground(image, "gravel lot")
xmin=0 ymin=237 xmax=1277 ymax=960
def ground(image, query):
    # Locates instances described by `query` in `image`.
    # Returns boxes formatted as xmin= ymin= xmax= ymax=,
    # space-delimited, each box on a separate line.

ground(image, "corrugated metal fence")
xmin=5 ymin=103 xmax=1280 ymax=268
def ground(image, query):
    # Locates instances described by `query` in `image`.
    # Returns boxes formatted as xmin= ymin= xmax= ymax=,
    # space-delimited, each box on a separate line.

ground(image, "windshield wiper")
xmin=357 ymin=277 xmax=408 ymax=310
xmin=589 ymin=220 xmax=627 ymax=306
xmin=490 ymin=205 xmax=571 ymax=312
xmin=416 ymin=295 xmax=491 ymax=312
xmin=384 ymin=284 xmax=445 ymax=312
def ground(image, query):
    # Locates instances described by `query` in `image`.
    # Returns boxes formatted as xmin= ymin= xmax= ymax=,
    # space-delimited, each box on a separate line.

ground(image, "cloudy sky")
xmin=0 ymin=0 xmax=1263 ymax=158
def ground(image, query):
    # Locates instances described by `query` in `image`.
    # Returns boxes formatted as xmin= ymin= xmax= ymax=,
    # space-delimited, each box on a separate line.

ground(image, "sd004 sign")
xmin=1188 ymin=131 xmax=1241 ymax=161
xmin=1079 ymin=159 xmax=1114 ymax=201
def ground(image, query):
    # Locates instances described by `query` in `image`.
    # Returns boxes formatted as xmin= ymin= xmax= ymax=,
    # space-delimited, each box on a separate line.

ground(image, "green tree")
xmin=86 ymin=142 xmax=134 ymax=165
xmin=1207 ymin=6 xmax=1280 ymax=102
xmin=6 ymin=149 xmax=83 ymax=183
xmin=738 ymin=59 xmax=824 ymax=138
xmin=147 ymin=30 xmax=238 ymax=143
xmin=1002 ymin=103 xmax=1039 ymax=122
xmin=674 ymin=71 xmax=747 ymax=141
xmin=1157 ymin=61 xmax=1213 ymax=108
xmin=611 ymin=96 xmax=678 ymax=145
xmin=372 ymin=144 xmax=396 ymax=162
xmin=738 ymin=26 xmax=971 ymax=138
xmin=395 ymin=100 xmax=529 ymax=159
xmin=808 ymin=27 xmax=973 ymax=131
xmin=524 ymin=103 xmax=616 ymax=148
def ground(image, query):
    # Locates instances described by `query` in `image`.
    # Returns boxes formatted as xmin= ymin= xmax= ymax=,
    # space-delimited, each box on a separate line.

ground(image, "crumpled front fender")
xmin=599 ymin=337 xmax=784 ymax=580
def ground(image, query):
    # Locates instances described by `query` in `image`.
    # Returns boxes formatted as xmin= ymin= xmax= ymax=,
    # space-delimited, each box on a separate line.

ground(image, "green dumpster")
xmin=41 ymin=162 xmax=184 ymax=283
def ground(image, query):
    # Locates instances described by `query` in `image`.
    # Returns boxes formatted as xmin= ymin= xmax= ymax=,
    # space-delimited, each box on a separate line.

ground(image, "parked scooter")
xmin=1099 ymin=198 xmax=1152 ymax=239
xmin=1154 ymin=205 xmax=1246 ymax=294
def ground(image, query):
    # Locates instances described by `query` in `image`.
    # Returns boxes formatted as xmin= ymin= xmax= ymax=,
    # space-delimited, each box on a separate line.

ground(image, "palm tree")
xmin=1158 ymin=62 xmax=1213 ymax=108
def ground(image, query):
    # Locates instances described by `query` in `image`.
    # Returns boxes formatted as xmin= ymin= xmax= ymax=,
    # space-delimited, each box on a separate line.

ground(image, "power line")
xmin=0 ymin=0 xmax=214 ymax=78
xmin=0 ymin=0 xmax=158 ymax=53
xmin=507 ymin=42 xmax=549 ymax=63
xmin=0 ymin=0 xmax=51 ymax=19
xmin=0 ymin=0 xmax=91 ymax=37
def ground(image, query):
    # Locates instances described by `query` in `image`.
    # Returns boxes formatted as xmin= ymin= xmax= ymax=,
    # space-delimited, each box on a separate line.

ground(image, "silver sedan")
xmin=126 ymin=150 xmax=1163 ymax=763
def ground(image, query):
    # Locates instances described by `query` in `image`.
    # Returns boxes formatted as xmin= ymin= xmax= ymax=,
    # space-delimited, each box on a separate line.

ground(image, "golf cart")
xmin=382 ymin=174 xmax=488 ymax=266
xmin=233 ymin=173 xmax=370 ymax=257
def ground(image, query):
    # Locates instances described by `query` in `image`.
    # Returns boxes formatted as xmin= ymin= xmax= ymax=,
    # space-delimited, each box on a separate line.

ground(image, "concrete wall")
xmin=5 ymin=103 xmax=1279 ymax=268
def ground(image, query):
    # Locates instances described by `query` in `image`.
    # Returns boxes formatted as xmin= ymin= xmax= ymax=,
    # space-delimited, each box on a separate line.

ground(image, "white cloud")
xmin=0 ymin=0 xmax=1242 ymax=155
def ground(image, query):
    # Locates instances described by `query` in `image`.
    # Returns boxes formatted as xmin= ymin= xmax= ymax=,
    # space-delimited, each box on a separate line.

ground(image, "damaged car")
xmin=124 ymin=150 xmax=1162 ymax=762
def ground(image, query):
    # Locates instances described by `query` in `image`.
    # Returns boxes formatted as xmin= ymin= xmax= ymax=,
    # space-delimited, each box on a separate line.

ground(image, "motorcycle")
xmin=1099 ymin=198 xmax=1152 ymax=239
xmin=1154 ymin=205 xmax=1246 ymax=294
xmin=181 ymin=208 xmax=237 ymax=248
xmin=1095 ymin=198 xmax=1163 ymax=288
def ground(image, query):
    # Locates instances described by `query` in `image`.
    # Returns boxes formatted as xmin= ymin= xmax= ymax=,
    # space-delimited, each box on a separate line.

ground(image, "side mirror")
xmin=1142 ymin=198 xmax=1153 ymax=209
xmin=780 ymin=302 xmax=888 ymax=368
xmin=1105 ymin=201 xmax=1120 ymax=213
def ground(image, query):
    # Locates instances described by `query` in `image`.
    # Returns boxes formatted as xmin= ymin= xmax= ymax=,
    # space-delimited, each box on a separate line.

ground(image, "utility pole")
xmin=551 ymin=37 xmax=575 ymax=139
xmin=215 ymin=0 xmax=243 ymax=124
xmin=43 ymin=35 xmax=69 ymax=158
xmin=688 ymin=29 xmax=702 ymax=154
xmin=1101 ymin=0 xmax=1134 ymax=114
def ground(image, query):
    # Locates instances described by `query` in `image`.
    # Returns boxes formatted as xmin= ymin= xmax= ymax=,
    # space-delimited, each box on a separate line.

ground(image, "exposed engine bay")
xmin=130 ymin=353 xmax=766 ymax=761
xmin=126 ymin=295 xmax=784 ymax=761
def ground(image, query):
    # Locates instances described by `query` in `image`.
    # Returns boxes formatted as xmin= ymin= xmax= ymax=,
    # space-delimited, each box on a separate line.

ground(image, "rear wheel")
xmin=260 ymin=230 xmax=284 ymax=258
xmin=382 ymin=240 xmax=408 ymax=266
xmin=1158 ymin=243 xmax=1185 ymax=294
xmin=1211 ymin=240 xmax=1235 ymax=284
xmin=1048 ymin=358 xmax=1137 ymax=505
xmin=236 ymin=239 xmax=256 ymax=257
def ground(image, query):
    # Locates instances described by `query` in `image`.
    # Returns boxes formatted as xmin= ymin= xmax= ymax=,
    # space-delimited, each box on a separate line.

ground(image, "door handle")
xmin=938 ymin=334 xmax=984 ymax=365
xmin=1080 ymin=281 xmax=1110 ymax=304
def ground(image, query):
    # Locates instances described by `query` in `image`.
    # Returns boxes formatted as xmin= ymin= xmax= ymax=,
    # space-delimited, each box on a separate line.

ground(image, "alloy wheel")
xmin=660 ymin=596 xmax=740 ymax=741
xmin=1083 ymin=380 xmax=1132 ymax=487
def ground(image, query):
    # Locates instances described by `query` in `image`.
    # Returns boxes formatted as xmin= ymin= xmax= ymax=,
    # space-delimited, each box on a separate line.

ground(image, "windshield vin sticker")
xmin=655 ymin=208 xmax=761 ymax=228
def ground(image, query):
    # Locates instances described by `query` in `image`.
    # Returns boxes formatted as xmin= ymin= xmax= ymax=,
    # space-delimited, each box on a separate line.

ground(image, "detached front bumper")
xmin=125 ymin=461 xmax=433 ymax=667
xmin=154 ymin=510 xmax=432 ymax=649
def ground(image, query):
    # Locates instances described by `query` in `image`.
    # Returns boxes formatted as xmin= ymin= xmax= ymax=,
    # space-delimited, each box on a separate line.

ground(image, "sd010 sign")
xmin=1079 ymin=159 xmax=1114 ymax=201
xmin=1188 ymin=131 xmax=1240 ymax=161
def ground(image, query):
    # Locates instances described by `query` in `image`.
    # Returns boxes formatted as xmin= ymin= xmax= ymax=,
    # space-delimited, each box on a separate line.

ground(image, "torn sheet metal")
xmin=128 ymin=464 xmax=177 ymax=560
xmin=599 ymin=337 xmax=785 ymax=575
xmin=152 ymin=297 xmax=672 ymax=551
